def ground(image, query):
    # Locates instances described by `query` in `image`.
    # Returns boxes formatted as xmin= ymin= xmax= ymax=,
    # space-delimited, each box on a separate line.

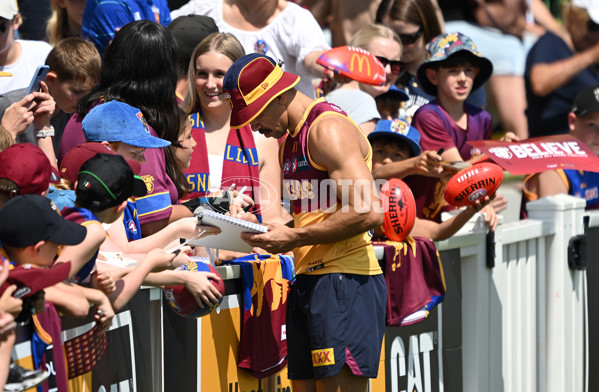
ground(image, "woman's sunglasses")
xmin=398 ymin=26 xmax=424 ymax=45
xmin=376 ymin=56 xmax=406 ymax=75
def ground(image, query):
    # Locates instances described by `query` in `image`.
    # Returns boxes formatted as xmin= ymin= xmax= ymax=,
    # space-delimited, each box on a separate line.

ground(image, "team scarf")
xmin=181 ymin=111 xmax=262 ymax=218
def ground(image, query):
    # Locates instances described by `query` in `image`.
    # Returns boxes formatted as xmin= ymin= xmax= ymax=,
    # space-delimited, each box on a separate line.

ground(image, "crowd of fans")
xmin=0 ymin=0 xmax=597 ymax=390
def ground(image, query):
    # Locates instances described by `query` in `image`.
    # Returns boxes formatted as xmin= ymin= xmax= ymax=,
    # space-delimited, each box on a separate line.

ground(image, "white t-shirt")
xmin=171 ymin=0 xmax=330 ymax=98
xmin=0 ymin=40 xmax=52 ymax=94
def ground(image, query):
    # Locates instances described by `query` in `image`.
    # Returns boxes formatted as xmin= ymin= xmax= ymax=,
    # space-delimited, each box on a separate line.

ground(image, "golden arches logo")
xmin=349 ymin=54 xmax=371 ymax=76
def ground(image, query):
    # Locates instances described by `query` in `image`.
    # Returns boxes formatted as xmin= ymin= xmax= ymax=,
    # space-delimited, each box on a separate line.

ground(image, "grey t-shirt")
xmin=325 ymin=88 xmax=380 ymax=126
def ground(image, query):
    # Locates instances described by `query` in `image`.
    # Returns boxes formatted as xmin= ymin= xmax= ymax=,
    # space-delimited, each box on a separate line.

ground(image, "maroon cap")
xmin=1 ymin=261 xmax=71 ymax=298
xmin=223 ymin=53 xmax=300 ymax=128
xmin=0 ymin=143 xmax=52 ymax=195
xmin=60 ymin=142 xmax=142 ymax=185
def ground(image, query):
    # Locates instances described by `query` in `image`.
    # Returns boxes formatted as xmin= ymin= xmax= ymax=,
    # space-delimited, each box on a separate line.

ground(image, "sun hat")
xmin=417 ymin=32 xmax=493 ymax=96
xmin=223 ymin=53 xmax=300 ymax=128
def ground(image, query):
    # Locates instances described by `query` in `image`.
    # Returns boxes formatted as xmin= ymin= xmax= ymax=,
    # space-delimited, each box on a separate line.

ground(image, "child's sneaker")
xmin=4 ymin=363 xmax=49 ymax=392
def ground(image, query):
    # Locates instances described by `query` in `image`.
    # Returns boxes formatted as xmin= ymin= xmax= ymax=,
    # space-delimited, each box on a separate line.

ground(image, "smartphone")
xmin=24 ymin=65 xmax=50 ymax=96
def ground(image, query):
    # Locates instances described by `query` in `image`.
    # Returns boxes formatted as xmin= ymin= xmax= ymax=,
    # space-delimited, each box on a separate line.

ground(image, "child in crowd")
xmin=368 ymin=118 xmax=495 ymax=327
xmin=522 ymin=85 xmax=599 ymax=214
xmin=405 ymin=32 xmax=497 ymax=222
xmin=0 ymin=37 xmax=101 ymax=155
xmin=369 ymin=118 xmax=498 ymax=237
xmin=0 ymin=194 xmax=88 ymax=391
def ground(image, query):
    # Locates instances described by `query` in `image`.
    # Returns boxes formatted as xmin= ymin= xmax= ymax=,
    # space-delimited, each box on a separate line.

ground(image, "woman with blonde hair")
xmin=326 ymin=24 xmax=405 ymax=134
xmin=181 ymin=32 xmax=286 ymax=226
xmin=46 ymin=0 xmax=86 ymax=46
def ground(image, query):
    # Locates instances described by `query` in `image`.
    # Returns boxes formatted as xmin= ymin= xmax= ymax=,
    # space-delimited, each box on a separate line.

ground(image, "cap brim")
xmin=132 ymin=175 xmax=148 ymax=197
xmin=230 ymin=73 xmax=300 ymax=128
xmin=49 ymin=216 xmax=87 ymax=246
xmin=6 ymin=262 xmax=71 ymax=297
xmin=368 ymin=131 xmax=422 ymax=157
xmin=120 ymin=135 xmax=171 ymax=148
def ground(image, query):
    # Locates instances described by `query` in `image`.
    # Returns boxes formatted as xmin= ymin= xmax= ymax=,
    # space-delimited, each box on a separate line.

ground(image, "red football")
xmin=380 ymin=178 xmax=416 ymax=242
xmin=163 ymin=261 xmax=225 ymax=318
xmin=444 ymin=162 xmax=504 ymax=207
xmin=317 ymin=46 xmax=386 ymax=86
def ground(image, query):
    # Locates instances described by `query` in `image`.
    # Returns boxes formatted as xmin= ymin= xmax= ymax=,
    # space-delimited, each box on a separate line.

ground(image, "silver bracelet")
xmin=34 ymin=125 xmax=54 ymax=138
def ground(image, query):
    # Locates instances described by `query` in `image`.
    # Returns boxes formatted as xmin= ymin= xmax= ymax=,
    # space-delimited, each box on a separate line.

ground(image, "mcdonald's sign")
xmin=349 ymin=54 xmax=371 ymax=76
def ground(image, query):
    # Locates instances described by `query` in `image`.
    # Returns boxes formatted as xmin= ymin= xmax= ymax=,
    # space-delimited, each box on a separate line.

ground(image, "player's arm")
xmin=255 ymin=133 xmax=288 ymax=224
xmin=242 ymin=116 xmax=383 ymax=253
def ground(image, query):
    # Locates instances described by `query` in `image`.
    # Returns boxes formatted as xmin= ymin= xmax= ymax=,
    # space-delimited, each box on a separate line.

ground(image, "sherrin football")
xmin=444 ymin=162 xmax=504 ymax=207
xmin=317 ymin=46 xmax=386 ymax=86
xmin=380 ymin=178 xmax=416 ymax=242
xmin=163 ymin=261 xmax=225 ymax=318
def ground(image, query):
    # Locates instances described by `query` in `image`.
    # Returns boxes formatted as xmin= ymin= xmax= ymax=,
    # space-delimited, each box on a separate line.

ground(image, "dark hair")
xmin=429 ymin=51 xmax=481 ymax=70
xmin=77 ymin=20 xmax=180 ymax=144
xmin=376 ymin=0 xmax=443 ymax=43
xmin=165 ymin=108 xmax=191 ymax=199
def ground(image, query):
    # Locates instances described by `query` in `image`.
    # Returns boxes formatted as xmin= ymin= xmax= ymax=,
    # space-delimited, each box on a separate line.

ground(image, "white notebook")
xmin=188 ymin=207 xmax=268 ymax=253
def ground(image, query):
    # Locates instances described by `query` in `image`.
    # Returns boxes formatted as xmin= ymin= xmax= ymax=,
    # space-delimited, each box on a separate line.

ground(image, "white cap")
xmin=572 ymin=0 xmax=599 ymax=24
xmin=0 ymin=0 xmax=18 ymax=21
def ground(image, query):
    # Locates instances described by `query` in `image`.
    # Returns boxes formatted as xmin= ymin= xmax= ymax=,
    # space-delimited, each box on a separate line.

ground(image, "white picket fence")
xmin=435 ymin=194 xmax=594 ymax=392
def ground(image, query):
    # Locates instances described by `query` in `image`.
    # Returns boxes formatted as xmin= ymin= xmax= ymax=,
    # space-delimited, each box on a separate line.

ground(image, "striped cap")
xmin=223 ymin=53 xmax=299 ymax=128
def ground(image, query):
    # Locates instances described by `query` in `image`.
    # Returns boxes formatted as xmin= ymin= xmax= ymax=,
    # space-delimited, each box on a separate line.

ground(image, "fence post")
xmin=527 ymin=194 xmax=586 ymax=392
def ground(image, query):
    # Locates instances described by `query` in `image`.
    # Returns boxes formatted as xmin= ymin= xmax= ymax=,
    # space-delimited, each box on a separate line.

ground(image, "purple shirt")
xmin=405 ymin=100 xmax=492 ymax=222
xmin=58 ymin=107 xmax=177 ymax=225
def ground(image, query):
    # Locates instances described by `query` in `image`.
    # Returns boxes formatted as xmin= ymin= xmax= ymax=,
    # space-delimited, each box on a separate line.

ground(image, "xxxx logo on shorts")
xmin=312 ymin=348 xmax=335 ymax=367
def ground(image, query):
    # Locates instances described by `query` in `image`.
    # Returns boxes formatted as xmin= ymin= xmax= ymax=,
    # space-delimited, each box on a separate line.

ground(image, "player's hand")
xmin=241 ymin=222 xmax=298 ymax=254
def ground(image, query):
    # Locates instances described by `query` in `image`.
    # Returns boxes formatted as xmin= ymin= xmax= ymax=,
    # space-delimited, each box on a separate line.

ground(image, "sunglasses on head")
xmin=375 ymin=56 xmax=406 ymax=75
xmin=399 ymin=26 xmax=424 ymax=45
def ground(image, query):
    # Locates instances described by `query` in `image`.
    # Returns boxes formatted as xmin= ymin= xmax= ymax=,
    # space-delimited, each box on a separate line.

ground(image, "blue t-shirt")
xmin=525 ymin=32 xmax=599 ymax=137
xmin=82 ymin=0 xmax=171 ymax=54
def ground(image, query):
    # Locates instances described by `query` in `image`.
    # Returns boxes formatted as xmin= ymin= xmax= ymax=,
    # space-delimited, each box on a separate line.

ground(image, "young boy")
xmin=0 ymin=194 xmax=87 ymax=391
xmin=368 ymin=118 xmax=495 ymax=327
xmin=407 ymin=32 xmax=494 ymax=222
xmin=369 ymin=118 xmax=497 ymax=239
xmin=0 ymin=37 xmax=101 ymax=154
xmin=522 ymin=84 xmax=599 ymax=212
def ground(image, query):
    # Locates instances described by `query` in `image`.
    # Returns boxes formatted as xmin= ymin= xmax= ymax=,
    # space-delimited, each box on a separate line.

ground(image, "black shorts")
xmin=286 ymin=272 xmax=387 ymax=380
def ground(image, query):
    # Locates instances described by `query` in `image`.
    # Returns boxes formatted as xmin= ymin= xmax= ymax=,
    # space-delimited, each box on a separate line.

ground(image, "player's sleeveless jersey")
xmin=280 ymin=98 xmax=381 ymax=276
xmin=61 ymin=206 xmax=101 ymax=283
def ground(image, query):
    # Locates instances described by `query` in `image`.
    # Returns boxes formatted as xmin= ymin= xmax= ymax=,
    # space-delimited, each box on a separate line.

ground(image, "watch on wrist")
xmin=34 ymin=125 xmax=55 ymax=138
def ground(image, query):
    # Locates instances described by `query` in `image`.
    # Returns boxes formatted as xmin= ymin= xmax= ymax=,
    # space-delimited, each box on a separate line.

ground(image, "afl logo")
xmin=127 ymin=219 xmax=137 ymax=234
xmin=469 ymin=189 xmax=487 ymax=202
xmin=292 ymin=157 xmax=298 ymax=173
xmin=283 ymin=159 xmax=291 ymax=175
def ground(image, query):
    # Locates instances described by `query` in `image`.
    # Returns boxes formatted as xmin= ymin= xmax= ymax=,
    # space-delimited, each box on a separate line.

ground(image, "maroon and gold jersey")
xmin=280 ymin=98 xmax=381 ymax=276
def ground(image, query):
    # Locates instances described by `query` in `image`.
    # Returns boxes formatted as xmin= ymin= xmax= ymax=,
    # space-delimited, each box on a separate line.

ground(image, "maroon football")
xmin=444 ymin=162 xmax=504 ymax=207
xmin=163 ymin=261 xmax=225 ymax=318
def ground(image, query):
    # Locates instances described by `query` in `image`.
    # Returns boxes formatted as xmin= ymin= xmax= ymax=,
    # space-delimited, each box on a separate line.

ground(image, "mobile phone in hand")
xmin=24 ymin=65 xmax=50 ymax=97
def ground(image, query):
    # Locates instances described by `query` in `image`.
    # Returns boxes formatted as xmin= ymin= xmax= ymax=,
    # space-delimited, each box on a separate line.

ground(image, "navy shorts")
xmin=286 ymin=272 xmax=387 ymax=380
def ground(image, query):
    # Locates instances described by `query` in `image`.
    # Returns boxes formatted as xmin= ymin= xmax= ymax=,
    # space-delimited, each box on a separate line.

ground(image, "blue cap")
xmin=82 ymin=101 xmax=171 ymax=148
xmin=368 ymin=119 xmax=421 ymax=157
xmin=382 ymin=85 xmax=409 ymax=101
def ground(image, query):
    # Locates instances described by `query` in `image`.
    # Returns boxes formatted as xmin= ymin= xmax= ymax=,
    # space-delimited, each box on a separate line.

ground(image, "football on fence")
xmin=380 ymin=178 xmax=416 ymax=242
xmin=163 ymin=261 xmax=225 ymax=318
xmin=316 ymin=45 xmax=386 ymax=86
xmin=444 ymin=162 xmax=504 ymax=207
